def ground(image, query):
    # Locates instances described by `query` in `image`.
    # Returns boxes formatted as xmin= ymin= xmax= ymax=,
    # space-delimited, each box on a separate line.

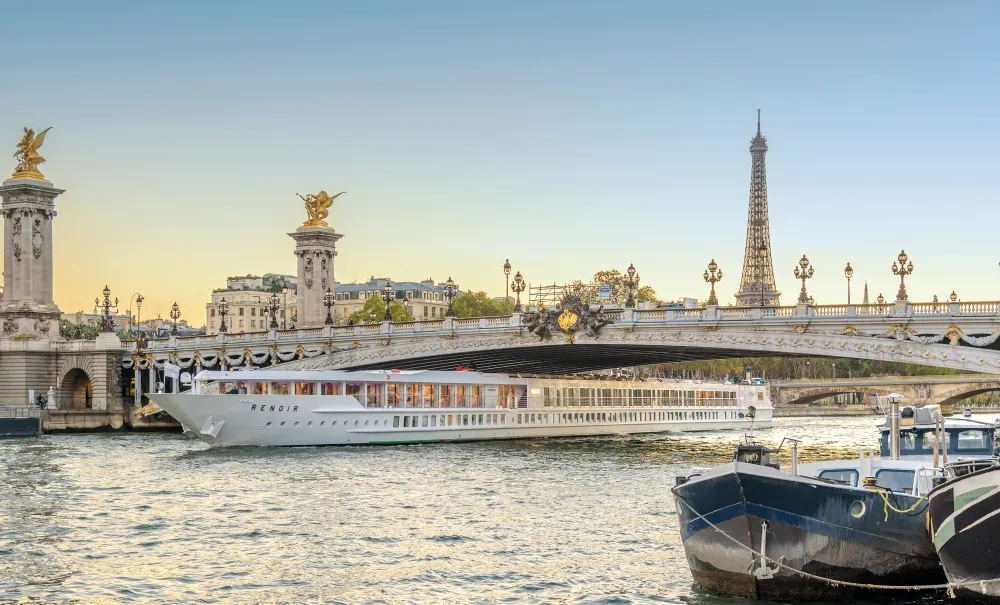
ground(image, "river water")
xmin=3 ymin=413 xmax=992 ymax=604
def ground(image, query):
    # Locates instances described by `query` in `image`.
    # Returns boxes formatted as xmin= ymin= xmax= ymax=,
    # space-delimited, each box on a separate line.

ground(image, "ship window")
xmin=470 ymin=386 xmax=483 ymax=408
xmin=455 ymin=385 xmax=469 ymax=408
xmin=272 ymin=382 xmax=290 ymax=395
xmin=430 ymin=416 xmax=437 ymax=427
xmin=295 ymin=382 xmax=313 ymax=395
xmin=462 ymin=415 xmax=469 ymax=426
xmin=875 ymin=469 xmax=915 ymax=494
xmin=403 ymin=416 xmax=410 ymax=427
xmin=345 ymin=382 xmax=362 ymax=402
xmin=364 ymin=420 xmax=369 ymax=426
xmin=387 ymin=384 xmax=402 ymax=408
xmin=517 ymin=414 xmax=522 ymax=424
xmin=307 ymin=421 xmax=312 ymax=426
xmin=954 ymin=430 xmax=992 ymax=451
xmin=320 ymin=421 xmax=325 ymax=426
xmin=423 ymin=384 xmax=435 ymax=407
xmin=280 ymin=421 xmax=286 ymax=426
xmin=440 ymin=385 xmax=453 ymax=408
xmin=366 ymin=384 xmax=381 ymax=408
xmin=501 ymin=415 xmax=505 ymax=424
xmin=266 ymin=422 xmax=272 ymax=427
xmin=421 ymin=416 xmax=428 ymax=427
xmin=818 ymin=469 xmax=858 ymax=487
xmin=320 ymin=382 xmax=336 ymax=395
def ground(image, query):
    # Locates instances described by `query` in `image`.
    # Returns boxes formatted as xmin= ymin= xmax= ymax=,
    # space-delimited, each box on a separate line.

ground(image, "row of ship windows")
xmin=262 ymin=410 xmax=738 ymax=429
xmin=541 ymin=387 xmax=763 ymax=407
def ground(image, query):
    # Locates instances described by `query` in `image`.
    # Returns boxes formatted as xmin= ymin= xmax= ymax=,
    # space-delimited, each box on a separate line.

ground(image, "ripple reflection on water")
xmin=0 ymin=414 xmax=976 ymax=604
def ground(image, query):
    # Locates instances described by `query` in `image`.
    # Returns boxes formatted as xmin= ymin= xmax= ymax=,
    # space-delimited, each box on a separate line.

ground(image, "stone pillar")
xmin=0 ymin=177 xmax=64 ymax=338
xmin=289 ymin=226 xmax=343 ymax=328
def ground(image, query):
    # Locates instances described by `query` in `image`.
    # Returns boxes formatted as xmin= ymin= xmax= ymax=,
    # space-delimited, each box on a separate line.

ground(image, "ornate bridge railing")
xmin=116 ymin=300 xmax=1000 ymax=376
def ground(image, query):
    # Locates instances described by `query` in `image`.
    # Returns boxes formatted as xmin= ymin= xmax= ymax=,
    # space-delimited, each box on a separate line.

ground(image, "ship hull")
xmin=929 ymin=466 xmax=1000 ymax=600
xmin=673 ymin=463 xmax=942 ymax=600
xmin=148 ymin=393 xmax=772 ymax=447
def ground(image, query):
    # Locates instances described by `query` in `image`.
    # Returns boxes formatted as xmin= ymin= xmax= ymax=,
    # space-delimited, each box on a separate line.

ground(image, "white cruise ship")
xmin=148 ymin=369 xmax=773 ymax=447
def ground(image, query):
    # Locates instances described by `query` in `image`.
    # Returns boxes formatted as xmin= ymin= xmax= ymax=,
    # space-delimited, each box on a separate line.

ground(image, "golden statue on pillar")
xmin=296 ymin=190 xmax=344 ymax=228
xmin=11 ymin=127 xmax=52 ymax=181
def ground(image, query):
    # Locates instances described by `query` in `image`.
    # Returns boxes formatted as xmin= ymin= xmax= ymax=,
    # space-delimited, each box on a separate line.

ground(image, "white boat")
xmin=148 ymin=369 xmax=773 ymax=447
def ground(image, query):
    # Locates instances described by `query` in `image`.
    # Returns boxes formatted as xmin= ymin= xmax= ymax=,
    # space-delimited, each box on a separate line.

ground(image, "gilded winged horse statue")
xmin=296 ymin=190 xmax=344 ymax=228
xmin=12 ymin=127 xmax=52 ymax=181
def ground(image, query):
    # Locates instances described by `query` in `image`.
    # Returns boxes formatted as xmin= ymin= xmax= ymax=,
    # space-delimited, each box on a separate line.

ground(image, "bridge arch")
xmin=60 ymin=367 xmax=93 ymax=409
xmin=777 ymin=386 xmax=901 ymax=406
xmin=937 ymin=383 xmax=1000 ymax=408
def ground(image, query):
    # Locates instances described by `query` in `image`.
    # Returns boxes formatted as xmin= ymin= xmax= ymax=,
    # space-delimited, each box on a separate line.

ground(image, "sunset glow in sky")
xmin=4 ymin=1 xmax=1000 ymax=324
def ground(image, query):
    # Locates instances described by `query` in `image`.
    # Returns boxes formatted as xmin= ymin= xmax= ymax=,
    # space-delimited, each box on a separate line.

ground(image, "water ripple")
xmin=0 ymin=414 xmax=965 ymax=604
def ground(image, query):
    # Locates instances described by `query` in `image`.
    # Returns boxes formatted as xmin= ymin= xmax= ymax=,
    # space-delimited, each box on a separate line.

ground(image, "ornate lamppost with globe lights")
xmin=218 ymin=297 xmax=229 ymax=333
xmin=703 ymin=260 xmax=722 ymax=306
xmin=794 ymin=255 xmax=814 ymax=303
xmin=268 ymin=292 xmax=280 ymax=329
xmin=503 ymin=259 xmax=512 ymax=315
xmin=323 ymin=287 xmax=335 ymax=325
xmin=128 ymin=292 xmax=144 ymax=335
xmin=892 ymin=250 xmax=914 ymax=301
xmin=95 ymin=285 xmax=119 ymax=332
xmin=623 ymin=263 xmax=639 ymax=308
xmin=511 ymin=271 xmax=525 ymax=312
xmin=844 ymin=262 xmax=854 ymax=305
xmin=381 ymin=282 xmax=395 ymax=322
xmin=444 ymin=277 xmax=457 ymax=317
xmin=169 ymin=302 xmax=181 ymax=336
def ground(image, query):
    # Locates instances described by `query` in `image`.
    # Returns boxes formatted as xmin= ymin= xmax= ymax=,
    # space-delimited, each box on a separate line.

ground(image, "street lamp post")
xmin=511 ymin=271 xmax=525 ymax=312
xmin=128 ymin=292 xmax=144 ymax=335
xmin=950 ymin=291 xmax=958 ymax=303
xmin=623 ymin=263 xmax=639 ymax=308
xmin=268 ymin=292 xmax=280 ymax=329
xmin=503 ymin=258 xmax=512 ymax=315
xmin=94 ymin=285 xmax=119 ymax=332
xmin=444 ymin=277 xmax=457 ymax=317
xmin=218 ymin=297 xmax=229 ymax=333
xmin=381 ymin=282 xmax=395 ymax=322
xmin=794 ymin=254 xmax=815 ymax=303
xmin=323 ymin=287 xmax=335 ymax=325
xmin=892 ymin=250 xmax=914 ymax=301
xmin=169 ymin=302 xmax=181 ymax=336
xmin=703 ymin=259 xmax=722 ymax=306
xmin=844 ymin=262 xmax=854 ymax=305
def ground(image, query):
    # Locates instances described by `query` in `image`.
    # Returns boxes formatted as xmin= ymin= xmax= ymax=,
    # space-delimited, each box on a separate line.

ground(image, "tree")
xmin=452 ymin=291 xmax=507 ymax=318
xmin=59 ymin=321 xmax=99 ymax=341
xmin=590 ymin=269 xmax=658 ymax=305
xmin=347 ymin=296 xmax=412 ymax=325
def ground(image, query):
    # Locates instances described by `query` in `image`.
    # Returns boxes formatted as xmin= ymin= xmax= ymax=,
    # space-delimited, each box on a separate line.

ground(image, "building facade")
xmin=204 ymin=275 xmax=459 ymax=334
xmin=333 ymin=277 xmax=458 ymax=320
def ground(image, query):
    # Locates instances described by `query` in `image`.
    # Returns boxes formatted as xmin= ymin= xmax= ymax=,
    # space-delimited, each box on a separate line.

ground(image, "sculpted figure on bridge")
xmin=522 ymin=295 xmax=613 ymax=342
xmin=12 ymin=127 xmax=52 ymax=181
xmin=297 ymin=190 xmax=345 ymax=229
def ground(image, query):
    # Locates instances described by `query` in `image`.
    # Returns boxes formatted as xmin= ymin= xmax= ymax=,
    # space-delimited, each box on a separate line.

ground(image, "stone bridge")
xmin=769 ymin=375 xmax=1000 ymax=407
xmin=124 ymin=301 xmax=1000 ymax=387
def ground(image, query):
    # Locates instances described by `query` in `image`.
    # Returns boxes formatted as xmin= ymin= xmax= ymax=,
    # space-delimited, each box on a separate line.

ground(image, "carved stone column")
xmin=0 ymin=177 xmax=63 ymax=338
xmin=288 ymin=226 xmax=342 ymax=328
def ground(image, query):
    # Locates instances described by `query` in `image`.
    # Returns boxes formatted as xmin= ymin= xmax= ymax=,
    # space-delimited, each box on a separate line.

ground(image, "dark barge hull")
xmin=672 ymin=463 xmax=943 ymax=600
xmin=930 ymin=466 xmax=1000 ymax=600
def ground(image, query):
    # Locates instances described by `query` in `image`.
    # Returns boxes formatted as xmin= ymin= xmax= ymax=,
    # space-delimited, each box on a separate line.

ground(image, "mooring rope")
xmin=674 ymin=495 xmax=1000 ymax=598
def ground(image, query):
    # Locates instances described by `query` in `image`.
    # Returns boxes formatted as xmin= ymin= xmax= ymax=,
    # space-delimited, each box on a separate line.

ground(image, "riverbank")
xmin=42 ymin=408 xmax=181 ymax=433
xmin=773 ymin=406 xmax=879 ymax=417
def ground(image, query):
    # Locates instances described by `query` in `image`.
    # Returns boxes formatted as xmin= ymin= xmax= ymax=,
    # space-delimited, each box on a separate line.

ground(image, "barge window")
xmin=393 ymin=416 xmax=400 ymax=428
xmin=272 ymin=382 xmax=290 ymax=395
xmin=440 ymin=385 xmax=453 ymax=408
xmin=422 ymin=416 xmax=428 ymax=427
xmin=875 ymin=469 xmax=916 ymax=494
xmin=320 ymin=382 xmax=336 ymax=395
xmin=818 ymin=469 xmax=858 ymax=487
xmin=423 ymin=385 xmax=435 ymax=407
xmin=251 ymin=382 xmax=268 ymax=395
xmin=405 ymin=384 xmax=421 ymax=407
xmin=456 ymin=385 xmax=469 ymax=408
xmin=366 ymin=384 xmax=381 ymax=408
xmin=387 ymin=384 xmax=401 ymax=408
xmin=430 ymin=416 xmax=437 ymax=427
xmin=403 ymin=416 xmax=410 ymax=428
xmin=345 ymin=383 xmax=362 ymax=402
xmin=295 ymin=382 xmax=313 ymax=395
xmin=470 ymin=385 xmax=483 ymax=408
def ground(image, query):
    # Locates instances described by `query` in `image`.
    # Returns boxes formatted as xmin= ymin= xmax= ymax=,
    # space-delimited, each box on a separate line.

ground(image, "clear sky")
xmin=3 ymin=1 xmax=999 ymax=324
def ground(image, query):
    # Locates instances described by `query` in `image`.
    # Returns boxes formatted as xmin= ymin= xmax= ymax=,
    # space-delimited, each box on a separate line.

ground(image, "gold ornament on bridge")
xmin=11 ymin=127 xmax=52 ymax=181
xmin=557 ymin=309 xmax=579 ymax=332
xmin=297 ymin=190 xmax=344 ymax=229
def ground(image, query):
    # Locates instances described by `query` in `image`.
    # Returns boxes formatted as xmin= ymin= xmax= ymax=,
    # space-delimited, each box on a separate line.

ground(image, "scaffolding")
xmin=528 ymin=282 xmax=615 ymax=308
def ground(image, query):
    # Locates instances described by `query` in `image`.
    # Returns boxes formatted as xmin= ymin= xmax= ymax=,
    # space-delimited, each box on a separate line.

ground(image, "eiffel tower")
xmin=735 ymin=110 xmax=781 ymax=306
